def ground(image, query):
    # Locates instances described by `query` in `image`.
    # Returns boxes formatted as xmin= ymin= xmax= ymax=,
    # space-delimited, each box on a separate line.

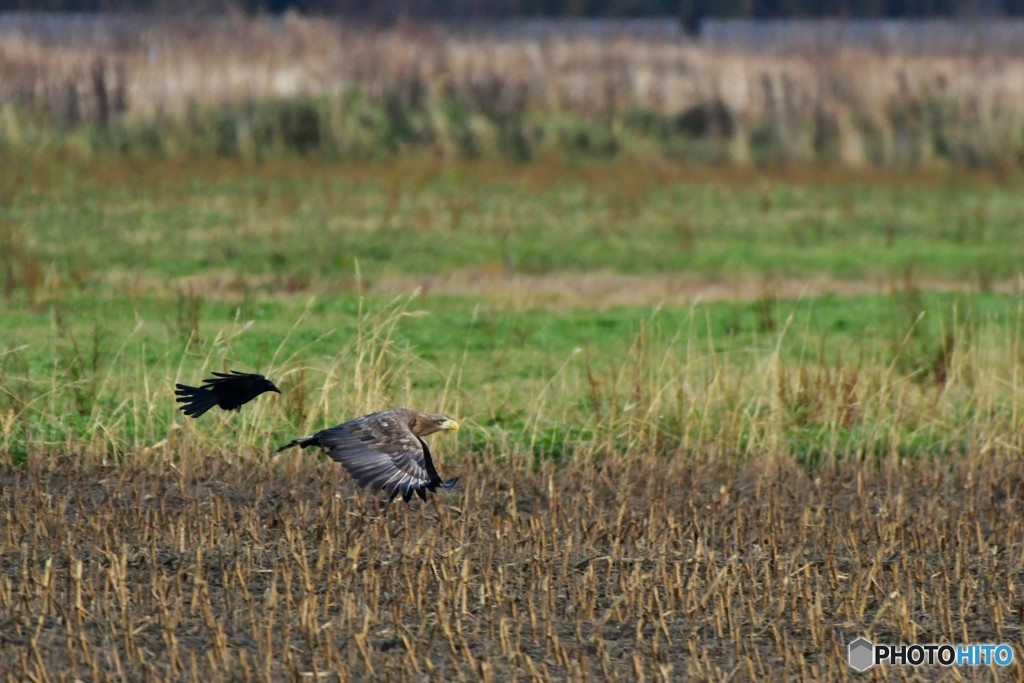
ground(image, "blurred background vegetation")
xmin=2 ymin=7 xmax=1024 ymax=167
xmin=3 ymin=0 xmax=1024 ymax=21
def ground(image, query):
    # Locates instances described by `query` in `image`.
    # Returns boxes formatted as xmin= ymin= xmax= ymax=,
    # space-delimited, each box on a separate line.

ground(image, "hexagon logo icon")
xmin=848 ymin=638 xmax=875 ymax=672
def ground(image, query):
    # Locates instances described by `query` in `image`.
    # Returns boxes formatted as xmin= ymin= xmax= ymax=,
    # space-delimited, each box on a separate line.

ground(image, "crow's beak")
xmin=270 ymin=385 xmax=282 ymax=394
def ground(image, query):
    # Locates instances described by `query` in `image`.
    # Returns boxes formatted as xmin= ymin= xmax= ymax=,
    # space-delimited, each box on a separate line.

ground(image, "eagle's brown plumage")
xmin=276 ymin=408 xmax=460 ymax=502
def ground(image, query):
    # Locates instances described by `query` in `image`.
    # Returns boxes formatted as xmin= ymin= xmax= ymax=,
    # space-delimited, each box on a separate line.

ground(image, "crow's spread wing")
xmin=202 ymin=371 xmax=262 ymax=390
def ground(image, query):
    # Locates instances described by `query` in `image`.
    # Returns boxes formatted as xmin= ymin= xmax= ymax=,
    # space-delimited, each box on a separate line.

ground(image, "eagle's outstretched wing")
xmin=277 ymin=408 xmax=458 ymax=502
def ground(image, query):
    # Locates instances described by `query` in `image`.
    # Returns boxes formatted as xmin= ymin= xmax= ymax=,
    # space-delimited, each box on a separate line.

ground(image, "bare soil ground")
xmin=2 ymin=453 xmax=1021 ymax=681
xmin=366 ymin=271 xmax=1024 ymax=310
xmin=102 ymin=269 xmax=1024 ymax=310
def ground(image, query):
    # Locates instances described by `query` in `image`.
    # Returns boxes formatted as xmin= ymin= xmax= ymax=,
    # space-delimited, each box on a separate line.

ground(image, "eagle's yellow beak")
xmin=442 ymin=419 xmax=460 ymax=432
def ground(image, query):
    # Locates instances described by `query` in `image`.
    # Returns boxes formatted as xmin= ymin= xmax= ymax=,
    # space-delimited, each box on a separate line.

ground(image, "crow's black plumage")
xmin=276 ymin=408 xmax=459 ymax=503
xmin=175 ymin=371 xmax=280 ymax=418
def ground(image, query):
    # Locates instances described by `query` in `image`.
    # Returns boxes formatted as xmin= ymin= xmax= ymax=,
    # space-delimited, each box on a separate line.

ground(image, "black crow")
xmin=276 ymin=408 xmax=459 ymax=502
xmin=175 ymin=371 xmax=280 ymax=418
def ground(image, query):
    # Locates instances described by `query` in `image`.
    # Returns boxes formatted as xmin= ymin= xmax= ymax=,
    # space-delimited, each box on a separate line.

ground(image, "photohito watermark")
xmin=848 ymin=638 xmax=1014 ymax=672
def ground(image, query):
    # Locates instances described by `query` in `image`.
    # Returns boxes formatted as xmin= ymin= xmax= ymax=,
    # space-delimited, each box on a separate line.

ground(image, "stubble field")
xmin=4 ymin=453 xmax=1024 ymax=681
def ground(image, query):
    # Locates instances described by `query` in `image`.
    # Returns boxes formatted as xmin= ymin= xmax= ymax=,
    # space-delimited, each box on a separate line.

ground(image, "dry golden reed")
xmin=2 ymin=16 xmax=1023 ymax=165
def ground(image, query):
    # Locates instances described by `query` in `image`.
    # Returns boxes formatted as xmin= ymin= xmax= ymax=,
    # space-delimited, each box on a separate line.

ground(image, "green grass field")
xmin=5 ymin=155 xmax=1024 ymax=680
xmin=2 ymin=155 xmax=1023 ymax=465
xmin=6 ymin=158 xmax=1022 ymax=286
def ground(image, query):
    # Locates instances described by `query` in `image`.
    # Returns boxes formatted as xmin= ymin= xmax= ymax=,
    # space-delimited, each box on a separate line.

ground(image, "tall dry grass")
xmin=0 ymin=294 xmax=459 ymax=462
xmin=2 ymin=15 xmax=1023 ymax=165
xmin=5 ymin=290 xmax=1024 ymax=470
xmin=524 ymin=299 xmax=1024 ymax=467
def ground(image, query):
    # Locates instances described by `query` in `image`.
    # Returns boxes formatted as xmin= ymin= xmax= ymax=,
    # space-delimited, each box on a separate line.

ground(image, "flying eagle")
xmin=175 ymin=371 xmax=280 ymax=418
xmin=276 ymin=408 xmax=460 ymax=502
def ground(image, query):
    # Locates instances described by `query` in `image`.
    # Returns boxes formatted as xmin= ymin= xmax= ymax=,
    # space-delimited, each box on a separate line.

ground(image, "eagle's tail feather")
xmin=275 ymin=436 xmax=318 ymax=453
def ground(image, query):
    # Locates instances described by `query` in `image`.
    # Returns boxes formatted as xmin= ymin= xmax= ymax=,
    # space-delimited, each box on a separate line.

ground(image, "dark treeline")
xmin=1 ymin=0 xmax=1020 ymax=24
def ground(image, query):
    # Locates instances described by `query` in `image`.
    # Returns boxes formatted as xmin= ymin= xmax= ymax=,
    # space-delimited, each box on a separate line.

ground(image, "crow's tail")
xmin=174 ymin=384 xmax=218 ymax=418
